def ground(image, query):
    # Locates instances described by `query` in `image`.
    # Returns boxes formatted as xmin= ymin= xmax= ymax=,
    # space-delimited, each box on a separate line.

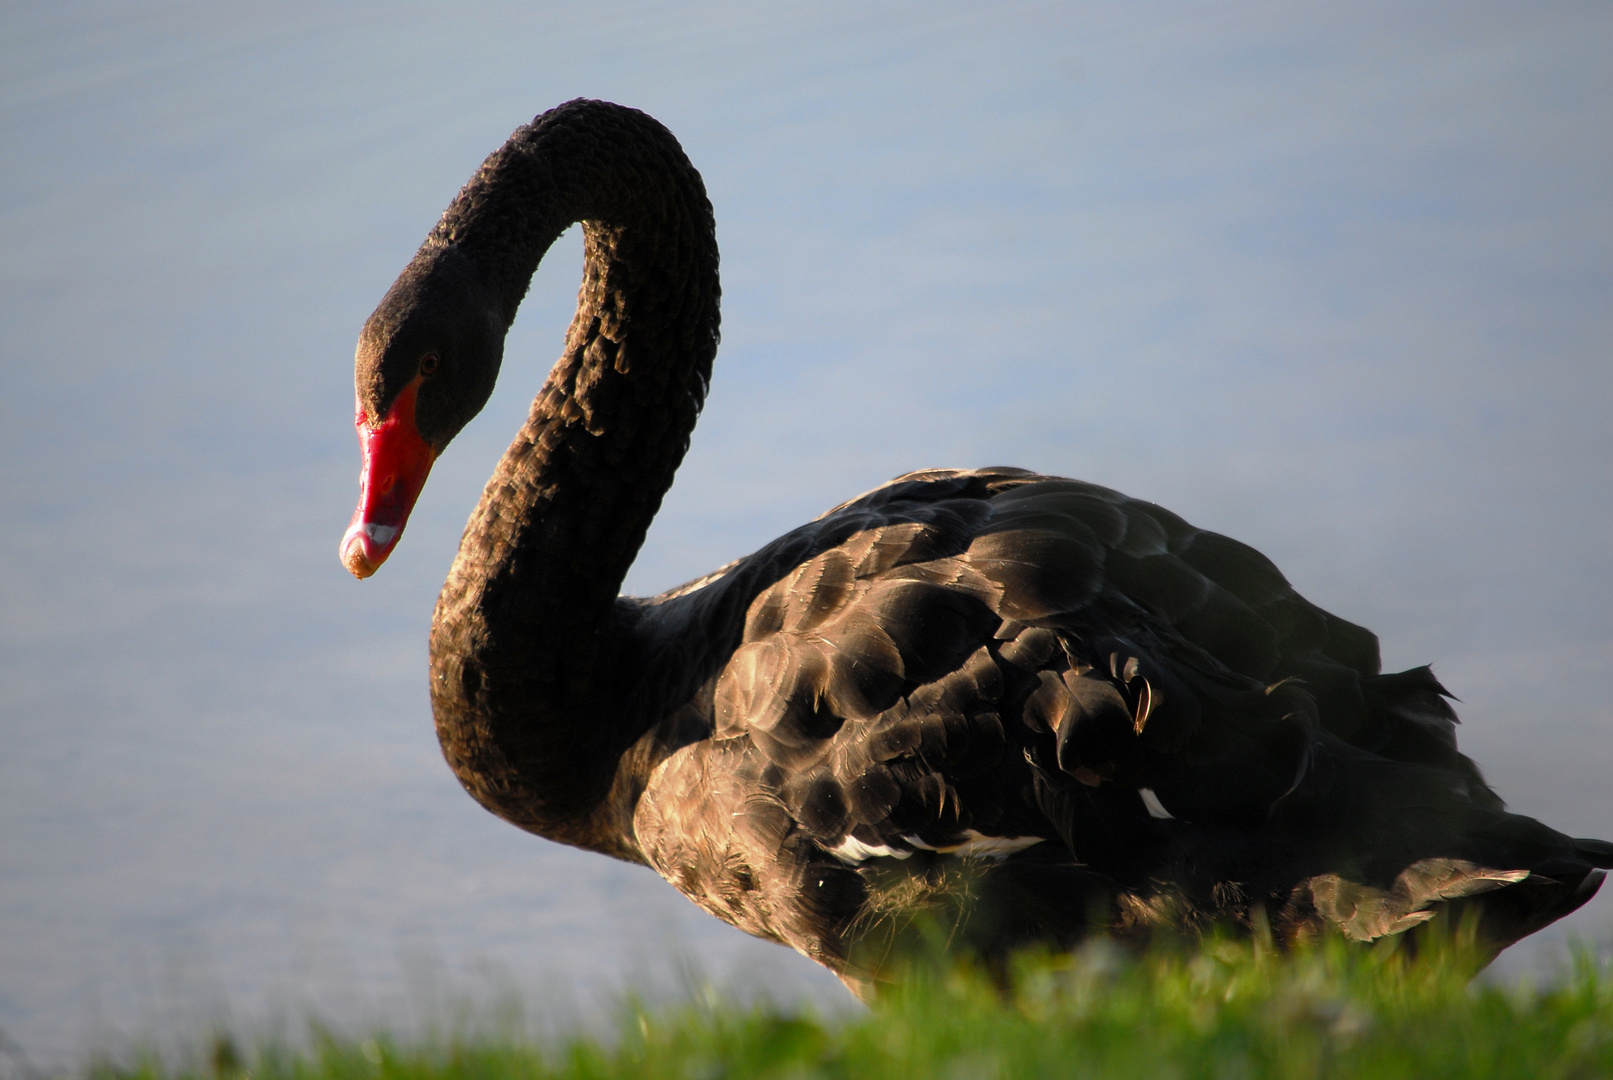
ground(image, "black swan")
xmin=341 ymin=99 xmax=1610 ymax=996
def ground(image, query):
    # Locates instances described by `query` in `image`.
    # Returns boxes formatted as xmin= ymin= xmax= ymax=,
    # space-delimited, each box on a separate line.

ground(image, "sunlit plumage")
xmin=344 ymin=99 xmax=1611 ymax=998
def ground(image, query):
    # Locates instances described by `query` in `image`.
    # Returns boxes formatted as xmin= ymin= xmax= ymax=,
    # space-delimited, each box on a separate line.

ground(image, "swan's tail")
xmin=1574 ymin=837 xmax=1613 ymax=868
xmin=1454 ymin=859 xmax=1606 ymax=955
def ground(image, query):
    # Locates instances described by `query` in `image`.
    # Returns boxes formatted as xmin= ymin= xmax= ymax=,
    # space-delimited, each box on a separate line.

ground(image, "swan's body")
xmin=343 ymin=100 xmax=1610 ymax=996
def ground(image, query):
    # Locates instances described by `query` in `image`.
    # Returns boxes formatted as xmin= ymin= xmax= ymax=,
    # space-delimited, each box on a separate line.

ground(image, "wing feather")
xmin=630 ymin=467 xmax=1580 ymax=981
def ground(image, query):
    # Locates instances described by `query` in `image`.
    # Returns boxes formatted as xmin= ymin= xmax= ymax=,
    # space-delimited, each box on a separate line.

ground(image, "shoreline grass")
xmin=88 ymin=935 xmax=1613 ymax=1080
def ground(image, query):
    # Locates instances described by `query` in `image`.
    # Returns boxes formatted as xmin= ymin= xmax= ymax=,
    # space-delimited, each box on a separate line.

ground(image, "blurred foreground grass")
xmin=95 ymin=933 xmax=1613 ymax=1080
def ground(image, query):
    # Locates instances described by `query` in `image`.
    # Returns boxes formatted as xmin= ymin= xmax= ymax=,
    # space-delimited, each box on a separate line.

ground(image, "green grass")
xmin=96 ymin=934 xmax=1613 ymax=1080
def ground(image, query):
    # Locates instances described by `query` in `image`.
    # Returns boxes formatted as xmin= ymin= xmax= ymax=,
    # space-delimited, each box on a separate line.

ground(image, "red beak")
xmin=341 ymin=380 xmax=436 ymax=579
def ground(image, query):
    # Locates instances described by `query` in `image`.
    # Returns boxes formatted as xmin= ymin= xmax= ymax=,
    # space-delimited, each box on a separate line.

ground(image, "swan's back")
xmin=632 ymin=468 xmax=1609 ymax=993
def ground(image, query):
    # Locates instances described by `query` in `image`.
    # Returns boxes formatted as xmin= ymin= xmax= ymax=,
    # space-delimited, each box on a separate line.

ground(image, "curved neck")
xmin=427 ymin=101 xmax=720 ymax=854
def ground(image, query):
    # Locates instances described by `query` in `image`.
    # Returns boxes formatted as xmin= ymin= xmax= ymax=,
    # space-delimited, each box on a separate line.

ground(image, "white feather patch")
xmin=1138 ymin=787 xmax=1174 ymax=820
xmin=827 ymin=831 xmax=1043 ymax=865
xmin=828 ymin=835 xmax=912 ymax=863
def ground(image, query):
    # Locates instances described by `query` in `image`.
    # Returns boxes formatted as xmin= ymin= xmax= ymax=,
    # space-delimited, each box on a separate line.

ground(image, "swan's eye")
xmin=419 ymin=353 xmax=440 ymax=377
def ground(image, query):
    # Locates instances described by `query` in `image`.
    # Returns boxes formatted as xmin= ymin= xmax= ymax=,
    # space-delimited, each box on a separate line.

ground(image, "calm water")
xmin=3 ymin=1 xmax=1610 ymax=1068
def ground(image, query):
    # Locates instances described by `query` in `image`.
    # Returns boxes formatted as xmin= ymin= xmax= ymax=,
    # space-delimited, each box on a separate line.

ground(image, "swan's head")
xmin=342 ymin=247 xmax=504 ymax=578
